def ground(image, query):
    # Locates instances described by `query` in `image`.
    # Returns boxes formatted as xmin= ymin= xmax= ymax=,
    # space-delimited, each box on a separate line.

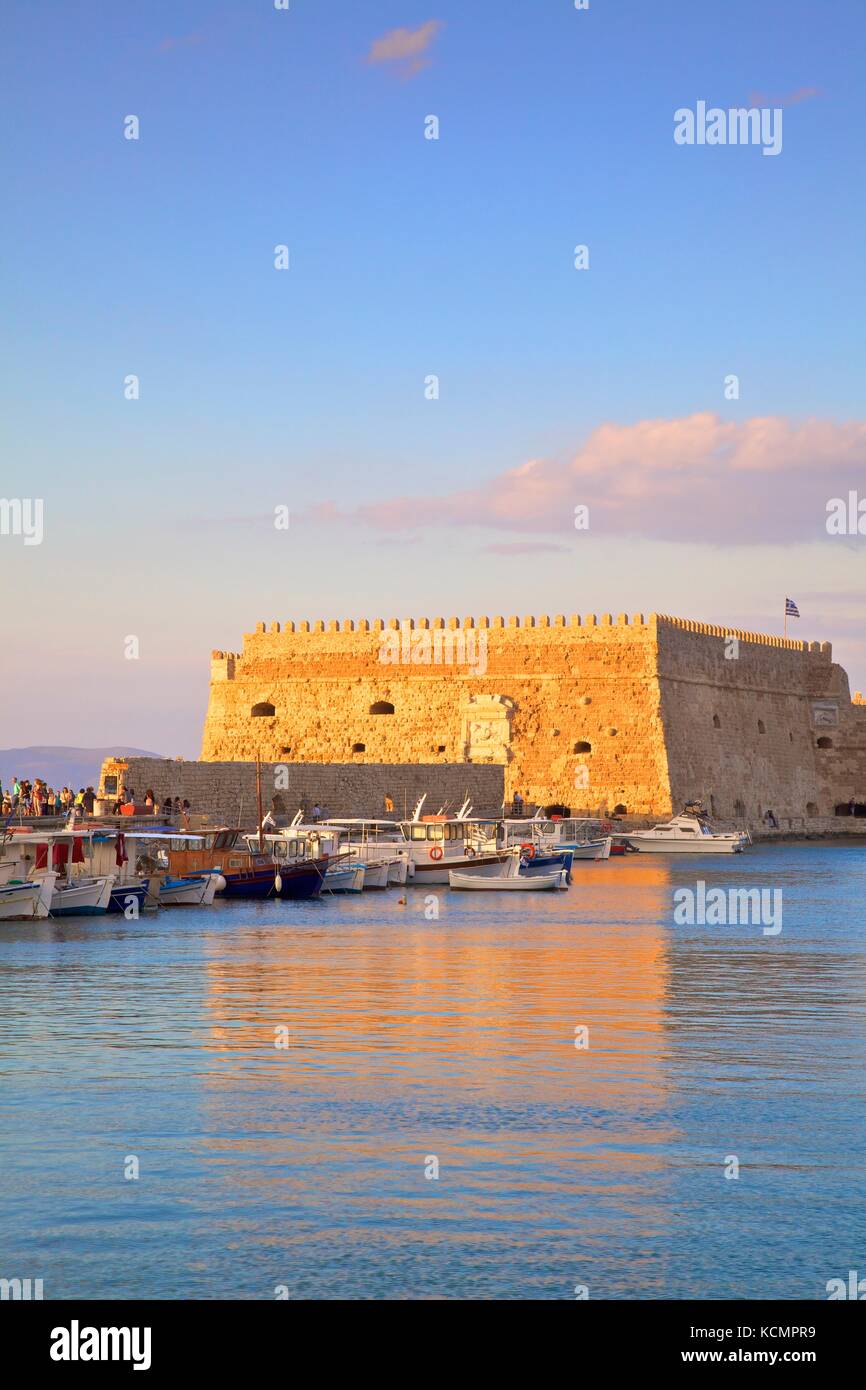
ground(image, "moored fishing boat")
xmin=156 ymin=873 xmax=220 ymax=907
xmin=0 ymin=872 xmax=57 ymax=921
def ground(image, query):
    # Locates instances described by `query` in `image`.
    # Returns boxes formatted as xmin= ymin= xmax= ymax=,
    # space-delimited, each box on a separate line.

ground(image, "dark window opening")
xmin=574 ymin=741 xmax=591 ymax=754
xmin=251 ymin=702 xmax=276 ymax=718
xmin=817 ymin=736 xmax=833 ymax=749
xmin=713 ymin=715 xmax=721 ymax=729
xmin=352 ymin=742 xmax=366 ymax=753
xmin=757 ymin=720 xmax=766 ymax=734
xmin=370 ymin=701 xmax=395 ymax=715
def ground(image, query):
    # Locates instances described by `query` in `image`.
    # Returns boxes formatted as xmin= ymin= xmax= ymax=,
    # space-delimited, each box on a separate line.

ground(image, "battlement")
xmin=234 ymin=612 xmax=825 ymax=655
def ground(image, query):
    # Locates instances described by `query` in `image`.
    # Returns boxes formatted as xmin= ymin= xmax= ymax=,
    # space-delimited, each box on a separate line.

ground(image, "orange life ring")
xmin=465 ymin=846 xmax=476 ymax=858
xmin=520 ymin=842 xmax=535 ymax=859
xmin=429 ymin=846 xmax=443 ymax=861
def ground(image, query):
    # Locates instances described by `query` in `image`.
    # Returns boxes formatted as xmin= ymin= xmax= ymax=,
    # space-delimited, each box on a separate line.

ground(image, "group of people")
xmin=1 ymin=778 xmax=97 ymax=818
xmin=1 ymin=777 xmax=193 ymax=828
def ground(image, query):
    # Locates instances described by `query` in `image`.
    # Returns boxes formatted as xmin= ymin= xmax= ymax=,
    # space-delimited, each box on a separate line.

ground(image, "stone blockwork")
xmin=98 ymin=758 xmax=504 ymax=827
xmin=197 ymin=612 xmax=866 ymax=831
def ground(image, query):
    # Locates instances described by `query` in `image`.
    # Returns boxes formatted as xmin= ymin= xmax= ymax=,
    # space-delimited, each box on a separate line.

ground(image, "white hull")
xmin=449 ymin=868 xmax=565 ymax=891
xmin=48 ymin=874 xmax=116 ymax=914
xmin=357 ymin=859 xmax=390 ymax=889
xmin=562 ymin=837 xmax=612 ymax=860
xmin=0 ymin=872 xmax=57 ymax=920
xmin=386 ymin=857 xmax=409 ymax=886
xmin=412 ymin=852 xmax=516 ymax=886
xmin=627 ymin=837 xmax=743 ymax=854
xmin=158 ymin=874 xmax=218 ymax=906
xmin=323 ymin=864 xmax=366 ymax=893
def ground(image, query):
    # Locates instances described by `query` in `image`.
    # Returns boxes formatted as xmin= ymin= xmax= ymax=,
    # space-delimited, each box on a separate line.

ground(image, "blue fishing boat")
xmin=107 ymin=880 xmax=150 ymax=914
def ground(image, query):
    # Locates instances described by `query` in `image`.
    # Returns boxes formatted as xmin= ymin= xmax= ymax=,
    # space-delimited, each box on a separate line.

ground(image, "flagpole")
xmin=784 ymin=600 xmax=787 ymax=640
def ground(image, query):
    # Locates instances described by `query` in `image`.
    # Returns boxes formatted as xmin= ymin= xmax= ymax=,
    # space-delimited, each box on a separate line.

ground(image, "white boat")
xmin=449 ymin=867 xmax=566 ymax=891
xmin=45 ymin=873 xmax=116 ymax=915
xmin=496 ymin=816 xmax=612 ymax=860
xmin=0 ymin=872 xmax=57 ymax=920
xmin=157 ymin=873 xmax=220 ymax=906
xmin=626 ymin=808 xmax=748 ymax=854
xmin=321 ymin=863 xmax=365 ymax=894
xmin=349 ymin=854 xmax=390 ymax=888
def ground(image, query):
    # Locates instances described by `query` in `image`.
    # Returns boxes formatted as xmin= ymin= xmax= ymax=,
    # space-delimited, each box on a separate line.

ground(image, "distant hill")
xmin=0 ymin=747 xmax=165 ymax=792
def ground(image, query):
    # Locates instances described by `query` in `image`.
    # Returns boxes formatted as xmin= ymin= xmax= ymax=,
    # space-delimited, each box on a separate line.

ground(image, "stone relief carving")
xmin=462 ymin=694 xmax=514 ymax=763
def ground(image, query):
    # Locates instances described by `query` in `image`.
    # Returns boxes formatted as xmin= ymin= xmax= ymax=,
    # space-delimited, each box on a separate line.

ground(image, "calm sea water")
xmin=1 ymin=843 xmax=865 ymax=1301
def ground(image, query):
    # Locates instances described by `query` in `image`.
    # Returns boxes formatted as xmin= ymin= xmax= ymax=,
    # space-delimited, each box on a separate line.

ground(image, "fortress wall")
xmin=655 ymin=619 xmax=848 ymax=820
xmin=98 ymin=757 xmax=505 ymax=826
xmin=199 ymin=613 xmax=866 ymax=827
xmin=201 ymin=613 xmax=672 ymax=817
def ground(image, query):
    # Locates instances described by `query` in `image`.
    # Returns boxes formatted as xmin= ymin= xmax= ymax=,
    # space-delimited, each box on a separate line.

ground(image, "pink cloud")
xmin=311 ymin=413 xmax=866 ymax=546
xmin=748 ymin=86 xmax=820 ymax=107
xmin=159 ymin=33 xmax=204 ymax=54
xmin=366 ymin=20 xmax=442 ymax=74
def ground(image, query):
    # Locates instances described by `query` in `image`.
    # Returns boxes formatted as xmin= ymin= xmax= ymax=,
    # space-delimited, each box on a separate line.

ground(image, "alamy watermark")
xmin=0 ymin=498 xmax=43 ymax=545
xmin=674 ymin=101 xmax=782 ymax=157
xmin=379 ymin=622 xmax=487 ymax=676
xmin=673 ymin=880 xmax=782 ymax=936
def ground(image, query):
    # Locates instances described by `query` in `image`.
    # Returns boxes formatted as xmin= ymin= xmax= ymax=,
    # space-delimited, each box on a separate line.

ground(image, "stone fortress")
xmin=182 ymin=611 xmax=866 ymax=833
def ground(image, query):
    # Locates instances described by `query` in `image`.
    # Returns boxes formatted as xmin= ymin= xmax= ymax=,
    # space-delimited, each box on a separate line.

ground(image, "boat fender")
xmin=465 ymin=846 xmax=476 ymax=858
xmin=274 ymin=873 xmax=283 ymax=893
xmin=212 ymin=875 xmax=227 ymax=893
xmin=429 ymin=846 xmax=443 ymax=861
xmin=520 ymin=842 xmax=535 ymax=859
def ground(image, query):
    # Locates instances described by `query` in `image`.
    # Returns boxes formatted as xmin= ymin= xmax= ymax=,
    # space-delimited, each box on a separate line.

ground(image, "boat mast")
xmin=256 ymin=753 xmax=264 ymax=852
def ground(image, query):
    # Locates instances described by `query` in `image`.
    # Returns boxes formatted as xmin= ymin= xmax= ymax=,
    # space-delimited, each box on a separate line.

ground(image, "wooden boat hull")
xmin=449 ymin=869 xmax=565 ymax=891
xmin=219 ymin=860 xmax=325 ymax=900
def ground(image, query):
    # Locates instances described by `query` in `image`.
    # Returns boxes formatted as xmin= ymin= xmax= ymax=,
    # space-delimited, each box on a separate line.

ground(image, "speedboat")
xmin=626 ymin=806 xmax=749 ymax=854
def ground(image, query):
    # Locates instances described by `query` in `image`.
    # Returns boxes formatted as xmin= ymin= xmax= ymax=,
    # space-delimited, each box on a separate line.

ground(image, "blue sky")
xmin=1 ymin=1 xmax=864 ymax=754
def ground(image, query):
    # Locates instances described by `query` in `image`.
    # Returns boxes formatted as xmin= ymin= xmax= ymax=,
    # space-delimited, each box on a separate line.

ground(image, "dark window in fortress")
xmin=817 ymin=736 xmax=833 ymax=749
xmin=757 ymin=720 xmax=766 ymax=734
xmin=713 ymin=715 xmax=721 ymax=729
xmin=370 ymin=701 xmax=395 ymax=715
xmin=352 ymin=742 xmax=366 ymax=753
xmin=574 ymin=741 xmax=591 ymax=754
xmin=251 ymin=702 xmax=276 ymax=718
xmin=613 ymin=803 xmax=627 ymax=815
xmin=806 ymin=802 xmax=819 ymax=816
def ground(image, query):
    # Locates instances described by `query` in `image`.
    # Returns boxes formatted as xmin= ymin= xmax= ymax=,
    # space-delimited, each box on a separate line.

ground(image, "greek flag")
xmin=785 ymin=598 xmax=800 ymax=618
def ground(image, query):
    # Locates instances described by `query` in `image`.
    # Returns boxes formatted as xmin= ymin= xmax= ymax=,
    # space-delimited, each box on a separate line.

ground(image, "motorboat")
xmin=626 ymin=805 xmax=749 ymax=854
